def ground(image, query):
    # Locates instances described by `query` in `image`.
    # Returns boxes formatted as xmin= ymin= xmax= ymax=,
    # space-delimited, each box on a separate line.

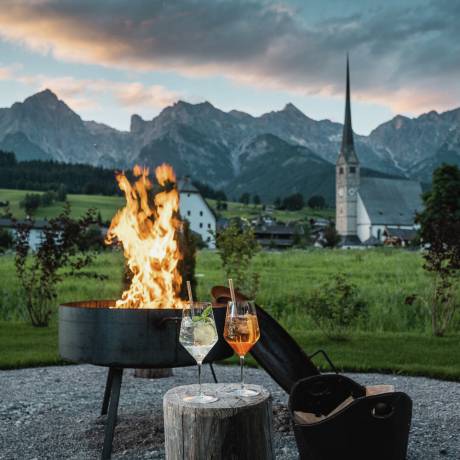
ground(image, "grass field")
xmin=1 ymin=249 xmax=459 ymax=379
xmin=0 ymin=188 xmax=332 ymax=224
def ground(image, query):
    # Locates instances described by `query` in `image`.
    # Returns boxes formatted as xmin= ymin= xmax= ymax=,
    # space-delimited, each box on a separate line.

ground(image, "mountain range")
xmin=1 ymin=89 xmax=460 ymax=203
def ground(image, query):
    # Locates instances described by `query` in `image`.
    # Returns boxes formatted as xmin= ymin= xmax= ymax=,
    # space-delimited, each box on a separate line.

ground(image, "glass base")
xmin=183 ymin=393 xmax=218 ymax=404
xmin=227 ymin=386 xmax=260 ymax=397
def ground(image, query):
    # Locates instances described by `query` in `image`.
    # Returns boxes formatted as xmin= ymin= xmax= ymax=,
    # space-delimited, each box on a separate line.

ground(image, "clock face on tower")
xmin=348 ymin=188 xmax=357 ymax=197
xmin=338 ymin=187 xmax=344 ymax=198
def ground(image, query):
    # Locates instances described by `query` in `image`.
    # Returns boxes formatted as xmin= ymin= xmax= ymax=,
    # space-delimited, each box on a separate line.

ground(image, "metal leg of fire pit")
xmin=209 ymin=362 xmax=218 ymax=383
xmin=101 ymin=367 xmax=115 ymax=416
xmin=102 ymin=367 xmax=123 ymax=460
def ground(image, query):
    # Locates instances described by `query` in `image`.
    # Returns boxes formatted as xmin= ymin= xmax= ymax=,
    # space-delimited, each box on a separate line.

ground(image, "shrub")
xmin=216 ymin=222 xmax=260 ymax=298
xmin=14 ymin=204 xmax=105 ymax=327
xmin=416 ymin=164 xmax=460 ymax=336
xmin=20 ymin=193 xmax=41 ymax=215
xmin=0 ymin=228 xmax=14 ymax=252
xmin=300 ymin=273 xmax=368 ymax=340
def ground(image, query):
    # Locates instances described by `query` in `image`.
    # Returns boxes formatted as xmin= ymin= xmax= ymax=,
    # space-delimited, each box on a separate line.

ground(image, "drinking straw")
xmin=186 ymin=280 xmax=194 ymax=305
xmin=228 ymin=278 xmax=236 ymax=305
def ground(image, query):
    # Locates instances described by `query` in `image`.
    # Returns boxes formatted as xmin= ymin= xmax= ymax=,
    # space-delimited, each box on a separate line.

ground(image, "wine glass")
xmin=179 ymin=302 xmax=219 ymax=403
xmin=223 ymin=300 xmax=260 ymax=397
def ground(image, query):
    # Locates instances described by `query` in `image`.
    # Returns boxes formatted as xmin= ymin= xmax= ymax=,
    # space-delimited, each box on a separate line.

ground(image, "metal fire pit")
xmin=59 ymin=300 xmax=232 ymax=459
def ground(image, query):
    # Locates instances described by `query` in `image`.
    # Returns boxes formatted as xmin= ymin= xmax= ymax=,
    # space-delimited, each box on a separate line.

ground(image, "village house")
xmin=335 ymin=59 xmax=422 ymax=248
xmin=178 ymin=177 xmax=217 ymax=248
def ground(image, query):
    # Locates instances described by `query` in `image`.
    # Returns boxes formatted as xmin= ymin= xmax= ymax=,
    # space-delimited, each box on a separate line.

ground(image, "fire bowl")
xmin=59 ymin=300 xmax=233 ymax=368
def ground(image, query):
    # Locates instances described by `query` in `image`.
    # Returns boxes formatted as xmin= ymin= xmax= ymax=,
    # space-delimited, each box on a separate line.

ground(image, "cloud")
xmin=0 ymin=66 xmax=180 ymax=112
xmin=0 ymin=0 xmax=459 ymax=115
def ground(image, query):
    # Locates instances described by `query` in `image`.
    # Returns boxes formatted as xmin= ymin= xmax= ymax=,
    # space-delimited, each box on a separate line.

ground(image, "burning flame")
xmin=106 ymin=164 xmax=183 ymax=308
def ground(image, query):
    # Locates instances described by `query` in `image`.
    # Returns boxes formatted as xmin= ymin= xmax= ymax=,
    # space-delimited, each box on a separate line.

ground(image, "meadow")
xmin=1 ymin=249 xmax=459 ymax=379
xmin=0 ymin=188 xmax=333 ymax=223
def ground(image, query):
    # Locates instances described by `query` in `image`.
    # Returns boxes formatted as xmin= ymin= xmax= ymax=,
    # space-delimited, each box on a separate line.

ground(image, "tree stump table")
xmin=163 ymin=383 xmax=274 ymax=460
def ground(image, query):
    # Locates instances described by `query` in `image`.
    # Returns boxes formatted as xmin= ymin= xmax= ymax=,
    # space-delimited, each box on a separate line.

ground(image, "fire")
xmin=106 ymin=164 xmax=184 ymax=308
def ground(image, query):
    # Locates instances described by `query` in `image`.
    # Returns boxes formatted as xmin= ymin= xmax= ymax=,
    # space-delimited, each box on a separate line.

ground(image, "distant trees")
xmin=239 ymin=192 xmax=250 ymax=205
xmin=192 ymin=180 xmax=227 ymax=201
xmin=19 ymin=188 xmax=68 ymax=216
xmin=253 ymin=194 xmax=261 ymax=206
xmin=282 ymin=193 xmax=304 ymax=211
xmin=308 ymin=195 xmax=326 ymax=209
xmin=416 ymin=164 xmax=460 ymax=336
xmin=0 ymin=151 xmax=118 ymax=196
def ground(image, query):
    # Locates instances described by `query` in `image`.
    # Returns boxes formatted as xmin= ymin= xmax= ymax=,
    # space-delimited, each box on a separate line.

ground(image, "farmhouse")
xmin=178 ymin=177 xmax=216 ymax=248
xmin=335 ymin=59 xmax=423 ymax=247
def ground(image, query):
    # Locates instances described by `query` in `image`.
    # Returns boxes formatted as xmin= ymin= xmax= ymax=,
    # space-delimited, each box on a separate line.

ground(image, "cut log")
xmin=133 ymin=368 xmax=173 ymax=379
xmin=164 ymin=383 xmax=274 ymax=460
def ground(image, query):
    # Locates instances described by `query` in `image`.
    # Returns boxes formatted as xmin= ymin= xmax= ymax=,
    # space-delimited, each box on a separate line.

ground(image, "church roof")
xmin=359 ymin=177 xmax=423 ymax=225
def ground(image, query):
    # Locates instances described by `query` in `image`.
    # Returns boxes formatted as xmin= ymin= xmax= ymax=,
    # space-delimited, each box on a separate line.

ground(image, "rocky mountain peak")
xmin=24 ymin=89 xmax=60 ymax=107
xmin=282 ymin=102 xmax=305 ymax=117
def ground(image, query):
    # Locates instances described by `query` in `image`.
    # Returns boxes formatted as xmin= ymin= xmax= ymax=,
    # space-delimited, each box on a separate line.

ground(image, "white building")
xmin=178 ymin=178 xmax=217 ymax=248
xmin=336 ymin=58 xmax=422 ymax=248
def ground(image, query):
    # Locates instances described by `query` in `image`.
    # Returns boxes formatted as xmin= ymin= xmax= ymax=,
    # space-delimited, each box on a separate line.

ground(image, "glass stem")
xmin=198 ymin=363 xmax=202 ymax=396
xmin=240 ymin=355 xmax=245 ymax=390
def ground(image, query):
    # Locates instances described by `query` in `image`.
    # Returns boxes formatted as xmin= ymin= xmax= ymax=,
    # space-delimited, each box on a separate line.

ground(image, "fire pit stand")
xmin=59 ymin=301 xmax=233 ymax=459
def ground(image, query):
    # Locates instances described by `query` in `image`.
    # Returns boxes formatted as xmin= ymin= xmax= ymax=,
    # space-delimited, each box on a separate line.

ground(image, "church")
xmin=335 ymin=58 xmax=423 ymax=247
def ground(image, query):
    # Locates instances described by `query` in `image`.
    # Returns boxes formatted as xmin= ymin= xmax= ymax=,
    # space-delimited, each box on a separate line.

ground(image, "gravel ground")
xmin=0 ymin=364 xmax=459 ymax=459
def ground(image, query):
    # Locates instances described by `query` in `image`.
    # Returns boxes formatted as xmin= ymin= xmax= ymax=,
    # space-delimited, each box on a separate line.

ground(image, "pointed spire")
xmin=341 ymin=54 xmax=354 ymax=153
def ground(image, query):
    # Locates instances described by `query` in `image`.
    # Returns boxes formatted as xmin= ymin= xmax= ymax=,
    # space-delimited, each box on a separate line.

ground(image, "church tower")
xmin=336 ymin=56 xmax=360 ymax=241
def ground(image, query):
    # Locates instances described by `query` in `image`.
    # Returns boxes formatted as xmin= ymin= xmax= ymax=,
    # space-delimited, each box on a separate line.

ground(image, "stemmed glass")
xmin=223 ymin=298 xmax=261 ymax=397
xmin=179 ymin=301 xmax=219 ymax=403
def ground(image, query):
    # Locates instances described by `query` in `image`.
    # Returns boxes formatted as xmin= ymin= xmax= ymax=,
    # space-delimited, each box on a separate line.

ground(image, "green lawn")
xmin=0 ymin=188 xmax=332 ymax=224
xmin=1 ymin=249 xmax=459 ymax=379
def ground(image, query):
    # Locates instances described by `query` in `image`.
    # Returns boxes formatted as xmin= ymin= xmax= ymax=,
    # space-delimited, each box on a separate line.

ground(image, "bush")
xmin=0 ymin=228 xmax=14 ymax=252
xmin=216 ymin=222 xmax=260 ymax=298
xmin=20 ymin=193 xmax=41 ymax=215
xmin=300 ymin=273 xmax=368 ymax=340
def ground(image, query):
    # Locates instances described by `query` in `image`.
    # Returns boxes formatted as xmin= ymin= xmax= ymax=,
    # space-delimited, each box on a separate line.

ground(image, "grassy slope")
xmin=1 ymin=188 xmax=333 ymax=223
xmin=0 ymin=188 xmax=124 ymax=222
xmin=1 ymin=250 xmax=459 ymax=379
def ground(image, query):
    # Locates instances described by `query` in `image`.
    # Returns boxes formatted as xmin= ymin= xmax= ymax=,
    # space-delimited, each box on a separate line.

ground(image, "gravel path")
xmin=0 ymin=364 xmax=459 ymax=459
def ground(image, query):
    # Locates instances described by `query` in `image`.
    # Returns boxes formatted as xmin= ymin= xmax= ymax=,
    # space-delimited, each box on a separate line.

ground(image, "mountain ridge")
xmin=1 ymin=89 xmax=459 ymax=202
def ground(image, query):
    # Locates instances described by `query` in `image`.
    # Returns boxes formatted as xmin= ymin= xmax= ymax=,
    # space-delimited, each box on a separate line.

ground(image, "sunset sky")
xmin=0 ymin=0 xmax=458 ymax=134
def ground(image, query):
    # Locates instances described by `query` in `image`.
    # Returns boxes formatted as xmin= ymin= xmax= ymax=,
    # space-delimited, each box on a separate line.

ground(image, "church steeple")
xmin=338 ymin=55 xmax=358 ymax=164
xmin=336 ymin=55 xmax=360 ymax=242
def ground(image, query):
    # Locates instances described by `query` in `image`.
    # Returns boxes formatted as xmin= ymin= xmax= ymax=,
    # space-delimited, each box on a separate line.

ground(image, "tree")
xmin=239 ymin=193 xmax=250 ymax=205
xmin=20 ymin=193 xmax=41 ymax=215
xmin=14 ymin=204 xmax=104 ymax=327
xmin=253 ymin=194 xmax=261 ymax=206
xmin=177 ymin=220 xmax=198 ymax=301
xmin=56 ymin=184 xmax=67 ymax=202
xmin=40 ymin=191 xmax=56 ymax=207
xmin=416 ymin=164 xmax=460 ymax=336
xmin=308 ymin=195 xmax=326 ymax=209
xmin=323 ymin=223 xmax=341 ymax=248
xmin=0 ymin=228 xmax=14 ymax=252
xmin=282 ymin=193 xmax=304 ymax=211
xmin=273 ymin=197 xmax=282 ymax=209
xmin=216 ymin=223 xmax=260 ymax=298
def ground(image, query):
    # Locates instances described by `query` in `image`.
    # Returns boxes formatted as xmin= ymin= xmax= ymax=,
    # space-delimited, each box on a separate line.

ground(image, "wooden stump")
xmin=133 ymin=368 xmax=173 ymax=379
xmin=164 ymin=383 xmax=274 ymax=460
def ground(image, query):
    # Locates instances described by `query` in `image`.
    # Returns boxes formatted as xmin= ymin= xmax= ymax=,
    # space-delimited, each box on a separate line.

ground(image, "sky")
xmin=0 ymin=0 xmax=459 ymax=135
